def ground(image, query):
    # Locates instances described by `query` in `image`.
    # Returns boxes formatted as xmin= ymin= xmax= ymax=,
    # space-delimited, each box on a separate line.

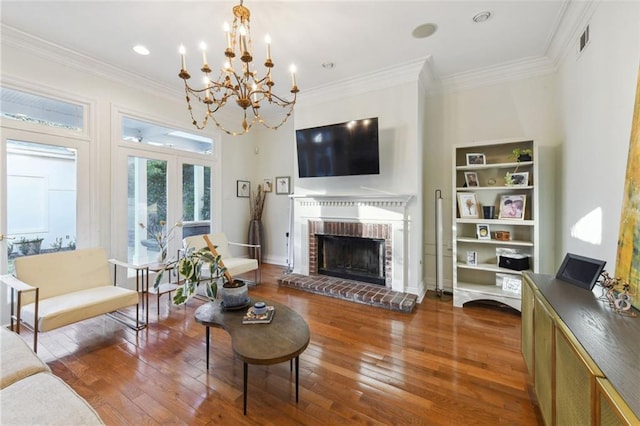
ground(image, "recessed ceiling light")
xmin=412 ymin=23 xmax=438 ymax=39
xmin=473 ymin=11 xmax=491 ymax=23
xmin=133 ymin=45 xmax=150 ymax=55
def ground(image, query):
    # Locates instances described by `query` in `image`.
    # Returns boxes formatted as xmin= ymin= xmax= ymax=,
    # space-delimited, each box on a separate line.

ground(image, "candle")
xmin=289 ymin=64 xmax=297 ymax=86
xmin=199 ymin=42 xmax=208 ymax=66
xmin=179 ymin=45 xmax=186 ymax=70
xmin=252 ymin=83 xmax=258 ymax=102
xmin=264 ymin=34 xmax=271 ymax=60
xmin=223 ymin=22 xmax=231 ymax=50
xmin=239 ymin=25 xmax=248 ymax=53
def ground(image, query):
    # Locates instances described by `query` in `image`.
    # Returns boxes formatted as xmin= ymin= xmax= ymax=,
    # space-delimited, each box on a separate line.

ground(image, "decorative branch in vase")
xmin=248 ymin=184 xmax=266 ymax=263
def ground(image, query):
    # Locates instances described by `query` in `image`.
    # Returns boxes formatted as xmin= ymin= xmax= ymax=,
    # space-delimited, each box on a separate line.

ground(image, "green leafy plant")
xmin=172 ymin=245 xmax=227 ymax=305
xmin=510 ymin=148 xmax=533 ymax=162
xmin=51 ymin=237 xmax=64 ymax=251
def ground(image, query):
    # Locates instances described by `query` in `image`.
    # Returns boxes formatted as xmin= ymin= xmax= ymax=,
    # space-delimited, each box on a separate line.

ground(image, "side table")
xmin=146 ymin=262 xmax=178 ymax=316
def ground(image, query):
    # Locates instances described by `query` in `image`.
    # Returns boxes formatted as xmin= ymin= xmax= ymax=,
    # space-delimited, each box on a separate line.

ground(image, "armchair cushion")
xmin=182 ymin=232 xmax=260 ymax=282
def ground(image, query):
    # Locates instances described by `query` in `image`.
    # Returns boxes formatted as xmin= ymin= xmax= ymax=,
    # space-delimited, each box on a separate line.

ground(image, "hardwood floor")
xmin=27 ymin=264 xmax=542 ymax=425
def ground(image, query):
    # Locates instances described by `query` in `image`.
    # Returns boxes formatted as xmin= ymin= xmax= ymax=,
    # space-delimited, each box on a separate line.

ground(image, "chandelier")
xmin=178 ymin=0 xmax=299 ymax=136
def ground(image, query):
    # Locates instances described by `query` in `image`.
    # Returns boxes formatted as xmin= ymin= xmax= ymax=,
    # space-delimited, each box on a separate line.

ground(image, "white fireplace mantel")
xmin=291 ymin=193 xmax=415 ymax=292
xmin=290 ymin=193 xmax=413 ymax=209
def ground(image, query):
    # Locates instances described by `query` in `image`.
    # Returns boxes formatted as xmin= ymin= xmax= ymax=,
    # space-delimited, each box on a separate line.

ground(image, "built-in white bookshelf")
xmin=452 ymin=139 xmax=553 ymax=311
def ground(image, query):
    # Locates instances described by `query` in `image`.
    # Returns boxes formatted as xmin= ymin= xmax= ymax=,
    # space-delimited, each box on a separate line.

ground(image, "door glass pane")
xmin=128 ymin=156 xmax=167 ymax=264
xmin=122 ymin=117 xmax=213 ymax=155
xmin=182 ymin=163 xmax=211 ymax=238
xmin=6 ymin=140 xmax=77 ymax=273
xmin=1 ymin=87 xmax=83 ymax=131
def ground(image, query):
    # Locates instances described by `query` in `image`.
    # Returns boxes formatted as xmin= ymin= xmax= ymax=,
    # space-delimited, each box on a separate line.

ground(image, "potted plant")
xmin=172 ymin=244 xmax=249 ymax=307
xmin=510 ymin=148 xmax=533 ymax=162
xmin=173 ymin=245 xmax=224 ymax=305
xmin=505 ymin=148 xmax=533 ymax=185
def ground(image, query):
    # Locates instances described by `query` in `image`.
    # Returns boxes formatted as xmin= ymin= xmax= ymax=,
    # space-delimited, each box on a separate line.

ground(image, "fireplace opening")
xmin=317 ymin=235 xmax=386 ymax=285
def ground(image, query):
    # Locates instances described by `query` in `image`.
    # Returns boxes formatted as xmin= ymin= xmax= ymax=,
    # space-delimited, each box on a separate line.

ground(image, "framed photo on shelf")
xmin=236 ymin=180 xmax=250 ymax=198
xmin=508 ymin=171 xmax=529 ymax=186
xmin=477 ymin=224 xmax=491 ymax=240
xmin=464 ymin=171 xmax=480 ymax=187
xmin=466 ymin=153 xmax=486 ymax=165
xmin=457 ymin=193 xmax=479 ymax=218
xmin=498 ymin=194 xmax=526 ymax=220
xmin=466 ymin=251 xmax=478 ymax=266
xmin=275 ymin=176 xmax=291 ymax=194
xmin=263 ymin=178 xmax=273 ymax=192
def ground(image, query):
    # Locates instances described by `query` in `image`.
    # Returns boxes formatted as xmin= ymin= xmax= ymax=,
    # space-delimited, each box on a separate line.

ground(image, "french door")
xmin=113 ymin=146 xmax=215 ymax=267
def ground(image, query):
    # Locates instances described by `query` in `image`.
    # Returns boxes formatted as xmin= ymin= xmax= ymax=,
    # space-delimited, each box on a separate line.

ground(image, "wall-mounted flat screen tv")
xmin=296 ymin=117 xmax=379 ymax=178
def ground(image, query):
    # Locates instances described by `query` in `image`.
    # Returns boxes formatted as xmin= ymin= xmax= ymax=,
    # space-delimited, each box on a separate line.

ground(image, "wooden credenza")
xmin=522 ymin=273 xmax=639 ymax=425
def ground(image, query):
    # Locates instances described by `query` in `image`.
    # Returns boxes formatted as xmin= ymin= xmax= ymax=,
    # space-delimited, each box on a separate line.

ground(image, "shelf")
xmin=456 ymin=161 xmax=533 ymax=171
xmin=456 ymin=185 xmax=533 ymax=191
xmin=456 ymin=262 xmax=529 ymax=274
xmin=457 ymin=237 xmax=534 ymax=246
xmin=456 ymin=218 xmax=534 ymax=226
xmin=455 ymin=281 xmax=522 ymax=299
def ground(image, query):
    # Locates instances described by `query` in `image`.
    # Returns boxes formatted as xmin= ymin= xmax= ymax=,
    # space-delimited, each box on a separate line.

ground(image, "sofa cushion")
xmin=14 ymin=248 xmax=112 ymax=301
xmin=21 ymin=286 xmax=140 ymax=332
xmin=0 ymin=328 xmax=50 ymax=389
xmin=1 ymin=372 xmax=104 ymax=425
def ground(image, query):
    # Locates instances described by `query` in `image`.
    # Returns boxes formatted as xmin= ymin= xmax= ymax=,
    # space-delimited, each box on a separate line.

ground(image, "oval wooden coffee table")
xmin=194 ymin=298 xmax=310 ymax=415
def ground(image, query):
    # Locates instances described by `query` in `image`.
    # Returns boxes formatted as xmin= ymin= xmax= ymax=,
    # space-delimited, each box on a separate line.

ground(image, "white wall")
xmin=423 ymin=73 xmax=563 ymax=292
xmin=557 ymin=1 xmax=640 ymax=269
xmin=249 ymin=122 xmax=296 ymax=266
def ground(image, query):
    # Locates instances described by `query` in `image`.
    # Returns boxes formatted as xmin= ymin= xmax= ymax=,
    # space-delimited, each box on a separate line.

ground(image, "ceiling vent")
xmin=579 ymin=25 xmax=590 ymax=53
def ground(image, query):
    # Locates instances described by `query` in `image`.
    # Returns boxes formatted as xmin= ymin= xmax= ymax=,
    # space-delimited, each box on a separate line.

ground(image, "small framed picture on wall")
xmin=263 ymin=178 xmax=273 ymax=192
xmin=275 ymin=176 xmax=291 ymax=194
xmin=237 ymin=180 xmax=250 ymax=198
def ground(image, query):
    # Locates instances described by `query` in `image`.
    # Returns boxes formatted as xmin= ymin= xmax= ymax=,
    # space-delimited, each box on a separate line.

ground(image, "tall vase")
xmin=248 ymin=219 xmax=263 ymax=264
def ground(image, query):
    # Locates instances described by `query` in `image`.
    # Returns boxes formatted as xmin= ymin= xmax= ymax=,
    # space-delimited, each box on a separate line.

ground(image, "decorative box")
xmin=494 ymin=231 xmax=510 ymax=241
xmin=498 ymin=254 xmax=530 ymax=271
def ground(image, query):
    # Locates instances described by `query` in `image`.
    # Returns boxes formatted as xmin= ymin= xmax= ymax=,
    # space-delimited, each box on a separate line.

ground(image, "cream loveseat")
xmin=1 ymin=247 xmax=142 ymax=352
xmin=182 ymin=232 xmax=261 ymax=284
xmin=0 ymin=327 xmax=104 ymax=425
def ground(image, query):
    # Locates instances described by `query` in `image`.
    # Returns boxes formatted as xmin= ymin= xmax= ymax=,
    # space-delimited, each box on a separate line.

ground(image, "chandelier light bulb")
xmin=179 ymin=45 xmax=186 ymax=69
xmin=199 ymin=42 xmax=208 ymax=66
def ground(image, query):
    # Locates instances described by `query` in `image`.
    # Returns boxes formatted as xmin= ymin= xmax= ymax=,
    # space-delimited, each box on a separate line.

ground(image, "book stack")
xmin=242 ymin=304 xmax=275 ymax=324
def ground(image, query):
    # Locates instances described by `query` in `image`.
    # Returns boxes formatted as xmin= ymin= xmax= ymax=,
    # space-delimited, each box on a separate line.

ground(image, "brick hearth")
xmin=278 ymin=273 xmax=417 ymax=313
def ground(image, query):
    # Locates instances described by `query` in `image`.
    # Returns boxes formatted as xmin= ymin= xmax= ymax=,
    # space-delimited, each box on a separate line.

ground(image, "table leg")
xmin=205 ymin=326 xmax=210 ymax=370
xmin=243 ymin=362 xmax=248 ymax=415
xmin=295 ymin=356 xmax=300 ymax=403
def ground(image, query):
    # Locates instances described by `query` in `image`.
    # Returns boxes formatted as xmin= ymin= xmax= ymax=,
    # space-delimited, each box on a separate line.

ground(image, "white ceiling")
xmin=1 ymin=1 xmax=571 ymax=96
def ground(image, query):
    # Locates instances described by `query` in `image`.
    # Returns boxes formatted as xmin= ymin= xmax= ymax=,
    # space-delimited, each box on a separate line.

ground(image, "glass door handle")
xmin=0 ymin=234 xmax=15 ymax=242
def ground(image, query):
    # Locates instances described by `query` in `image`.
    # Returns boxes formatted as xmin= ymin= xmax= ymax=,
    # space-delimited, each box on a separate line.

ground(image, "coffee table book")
xmin=242 ymin=306 xmax=275 ymax=324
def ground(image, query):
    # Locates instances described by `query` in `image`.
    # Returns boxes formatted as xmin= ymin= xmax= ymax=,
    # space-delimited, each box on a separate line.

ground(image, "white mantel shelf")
xmin=290 ymin=194 xmax=414 ymax=208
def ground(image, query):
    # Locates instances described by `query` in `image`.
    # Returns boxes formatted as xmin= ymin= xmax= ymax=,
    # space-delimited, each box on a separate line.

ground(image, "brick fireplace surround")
xmin=307 ymin=220 xmax=392 ymax=287
xmin=279 ymin=194 xmax=417 ymax=312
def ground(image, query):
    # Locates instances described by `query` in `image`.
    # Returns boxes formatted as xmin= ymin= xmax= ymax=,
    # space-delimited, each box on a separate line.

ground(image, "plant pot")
xmin=221 ymin=279 xmax=248 ymax=308
xmin=518 ymin=154 xmax=532 ymax=162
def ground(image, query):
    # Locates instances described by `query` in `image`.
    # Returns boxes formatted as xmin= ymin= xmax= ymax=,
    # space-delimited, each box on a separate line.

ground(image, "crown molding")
xmin=299 ymin=58 xmax=426 ymax=106
xmin=546 ymin=0 xmax=598 ymax=68
xmin=1 ymin=24 xmax=181 ymax=102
